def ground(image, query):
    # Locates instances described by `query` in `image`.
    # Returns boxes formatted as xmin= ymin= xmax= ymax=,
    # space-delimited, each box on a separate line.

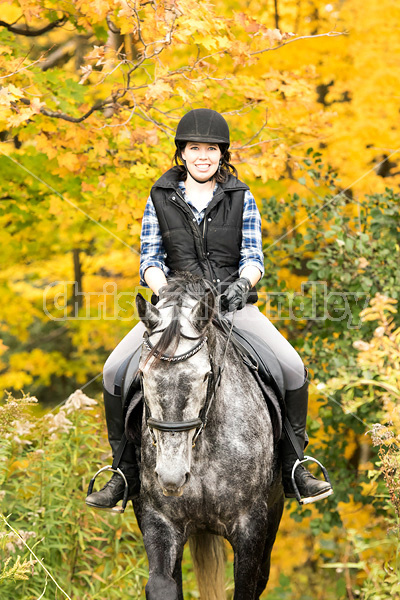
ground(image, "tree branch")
xmin=136 ymin=107 xmax=175 ymax=136
xmin=10 ymin=28 xmax=344 ymax=125
xmin=40 ymin=39 xmax=78 ymax=71
xmin=0 ymin=16 xmax=67 ymax=37
xmin=250 ymin=30 xmax=348 ymax=55
xmin=274 ymin=0 xmax=280 ymax=29
xmin=232 ymin=116 xmax=275 ymax=150
xmin=0 ymin=56 xmax=44 ymax=80
xmin=19 ymin=97 xmax=109 ymax=123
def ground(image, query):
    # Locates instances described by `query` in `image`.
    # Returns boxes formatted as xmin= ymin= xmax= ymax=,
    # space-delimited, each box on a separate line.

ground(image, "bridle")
xmin=141 ymin=316 xmax=234 ymax=448
xmin=143 ymin=329 xmax=208 ymax=363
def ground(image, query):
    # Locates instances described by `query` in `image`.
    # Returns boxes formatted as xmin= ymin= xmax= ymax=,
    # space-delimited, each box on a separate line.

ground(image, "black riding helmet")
xmin=175 ymin=109 xmax=231 ymax=184
xmin=175 ymin=108 xmax=230 ymax=146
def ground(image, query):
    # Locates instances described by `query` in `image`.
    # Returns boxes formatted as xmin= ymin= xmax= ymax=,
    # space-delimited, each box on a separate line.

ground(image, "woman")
xmin=86 ymin=108 xmax=333 ymax=510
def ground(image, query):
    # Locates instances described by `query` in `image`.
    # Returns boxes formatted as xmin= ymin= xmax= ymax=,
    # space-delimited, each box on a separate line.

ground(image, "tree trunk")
xmin=274 ymin=0 xmax=280 ymax=29
xmin=72 ymin=248 xmax=83 ymax=314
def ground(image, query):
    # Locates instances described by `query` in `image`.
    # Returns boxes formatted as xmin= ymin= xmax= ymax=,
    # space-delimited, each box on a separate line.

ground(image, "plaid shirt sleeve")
xmin=238 ymin=190 xmax=265 ymax=277
xmin=139 ymin=195 xmax=170 ymax=286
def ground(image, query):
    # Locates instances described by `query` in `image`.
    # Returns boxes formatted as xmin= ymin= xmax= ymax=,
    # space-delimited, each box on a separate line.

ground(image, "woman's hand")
xmin=219 ymin=277 xmax=252 ymax=313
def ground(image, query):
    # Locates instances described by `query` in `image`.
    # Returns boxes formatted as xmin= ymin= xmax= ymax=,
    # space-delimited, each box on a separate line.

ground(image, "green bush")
xmin=0 ymin=391 xmax=148 ymax=599
xmin=260 ymin=159 xmax=400 ymax=527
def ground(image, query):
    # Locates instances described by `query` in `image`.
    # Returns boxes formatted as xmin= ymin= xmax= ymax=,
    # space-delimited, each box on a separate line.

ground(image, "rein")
xmin=141 ymin=312 xmax=235 ymax=447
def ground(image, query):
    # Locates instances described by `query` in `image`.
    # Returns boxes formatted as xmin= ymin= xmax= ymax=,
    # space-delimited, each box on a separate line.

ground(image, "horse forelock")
xmin=143 ymin=303 xmax=181 ymax=368
xmin=160 ymin=272 xmax=213 ymax=305
xmin=144 ymin=273 xmax=216 ymax=368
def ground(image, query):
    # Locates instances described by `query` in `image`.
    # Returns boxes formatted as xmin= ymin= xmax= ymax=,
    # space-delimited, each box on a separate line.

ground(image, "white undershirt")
xmin=184 ymin=188 xmax=214 ymax=213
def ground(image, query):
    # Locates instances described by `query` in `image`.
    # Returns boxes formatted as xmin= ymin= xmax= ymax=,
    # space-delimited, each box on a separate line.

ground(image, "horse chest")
xmin=141 ymin=440 xmax=273 ymax=527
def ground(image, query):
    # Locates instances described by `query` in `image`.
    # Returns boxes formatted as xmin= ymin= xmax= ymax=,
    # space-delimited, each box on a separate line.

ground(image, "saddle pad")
xmin=230 ymin=326 xmax=285 ymax=443
xmin=231 ymin=326 xmax=285 ymax=400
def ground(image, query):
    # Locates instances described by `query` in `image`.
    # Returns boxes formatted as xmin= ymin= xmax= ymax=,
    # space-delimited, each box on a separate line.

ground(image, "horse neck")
xmin=208 ymin=323 xmax=241 ymax=390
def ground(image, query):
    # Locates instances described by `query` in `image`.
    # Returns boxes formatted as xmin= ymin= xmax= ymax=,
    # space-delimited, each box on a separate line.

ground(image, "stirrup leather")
xmin=291 ymin=455 xmax=333 ymax=505
xmin=86 ymin=465 xmax=129 ymax=513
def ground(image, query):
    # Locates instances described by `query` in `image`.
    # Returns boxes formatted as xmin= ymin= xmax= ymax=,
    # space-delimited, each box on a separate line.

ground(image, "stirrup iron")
xmin=291 ymin=455 xmax=333 ymax=505
xmin=86 ymin=465 xmax=129 ymax=514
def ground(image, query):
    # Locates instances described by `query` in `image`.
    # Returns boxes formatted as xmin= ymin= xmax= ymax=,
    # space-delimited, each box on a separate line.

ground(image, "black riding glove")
xmin=158 ymin=284 xmax=168 ymax=300
xmin=151 ymin=284 xmax=168 ymax=305
xmin=219 ymin=277 xmax=252 ymax=313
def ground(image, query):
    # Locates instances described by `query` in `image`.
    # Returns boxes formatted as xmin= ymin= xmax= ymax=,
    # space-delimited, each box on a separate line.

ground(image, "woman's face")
xmin=181 ymin=142 xmax=222 ymax=182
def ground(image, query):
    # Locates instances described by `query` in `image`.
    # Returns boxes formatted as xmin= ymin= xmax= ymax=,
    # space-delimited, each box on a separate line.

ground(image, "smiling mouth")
xmin=195 ymin=164 xmax=211 ymax=171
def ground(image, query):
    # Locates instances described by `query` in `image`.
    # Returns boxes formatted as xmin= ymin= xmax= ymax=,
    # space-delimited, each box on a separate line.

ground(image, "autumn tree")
xmin=1 ymin=1 xmax=399 ymax=597
xmin=0 ymin=0 xmax=344 ymax=401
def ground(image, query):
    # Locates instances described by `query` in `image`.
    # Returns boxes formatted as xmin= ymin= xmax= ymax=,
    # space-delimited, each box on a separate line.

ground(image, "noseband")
xmin=141 ymin=327 xmax=217 ymax=447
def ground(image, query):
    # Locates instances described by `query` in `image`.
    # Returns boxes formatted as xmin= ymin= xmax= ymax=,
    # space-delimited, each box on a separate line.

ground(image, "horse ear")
xmin=190 ymin=290 xmax=215 ymax=331
xmin=136 ymin=293 xmax=161 ymax=331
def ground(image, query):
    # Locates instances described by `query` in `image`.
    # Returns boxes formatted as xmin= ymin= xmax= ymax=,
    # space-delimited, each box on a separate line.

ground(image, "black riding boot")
xmin=282 ymin=376 xmax=333 ymax=504
xmin=85 ymin=384 xmax=140 ymax=510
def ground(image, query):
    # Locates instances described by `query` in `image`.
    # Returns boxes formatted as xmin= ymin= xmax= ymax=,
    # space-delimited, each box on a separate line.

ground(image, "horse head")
xmin=136 ymin=279 xmax=215 ymax=497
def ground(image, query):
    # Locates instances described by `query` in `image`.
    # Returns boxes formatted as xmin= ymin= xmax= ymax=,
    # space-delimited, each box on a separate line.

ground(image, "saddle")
xmin=117 ymin=322 xmax=286 ymax=445
xmin=234 ymin=328 xmax=285 ymax=434
xmin=213 ymin=318 xmax=285 ymax=443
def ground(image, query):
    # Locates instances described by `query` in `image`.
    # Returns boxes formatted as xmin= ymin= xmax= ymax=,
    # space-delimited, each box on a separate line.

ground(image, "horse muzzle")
xmin=156 ymin=469 xmax=191 ymax=497
xmin=162 ymin=486 xmax=184 ymax=498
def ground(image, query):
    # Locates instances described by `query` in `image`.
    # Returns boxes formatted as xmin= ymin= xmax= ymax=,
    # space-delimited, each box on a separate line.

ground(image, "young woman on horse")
xmin=86 ymin=108 xmax=333 ymax=511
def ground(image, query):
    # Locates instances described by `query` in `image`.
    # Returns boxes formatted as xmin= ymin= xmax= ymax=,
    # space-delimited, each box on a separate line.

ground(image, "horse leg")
xmin=142 ymin=510 xmax=185 ymax=600
xmin=172 ymin=549 xmax=184 ymax=600
xmin=255 ymin=496 xmax=285 ymax=599
xmin=230 ymin=514 xmax=268 ymax=600
xmin=131 ymin=498 xmax=142 ymax=532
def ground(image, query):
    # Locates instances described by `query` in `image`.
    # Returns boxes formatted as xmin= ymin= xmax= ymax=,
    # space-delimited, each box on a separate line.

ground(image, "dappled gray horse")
xmin=127 ymin=277 xmax=284 ymax=600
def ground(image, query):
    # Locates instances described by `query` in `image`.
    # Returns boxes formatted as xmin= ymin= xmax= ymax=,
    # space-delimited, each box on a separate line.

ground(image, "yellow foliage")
xmin=0 ymin=2 xmax=22 ymax=21
xmin=0 ymin=84 xmax=24 ymax=105
xmin=129 ymin=164 xmax=159 ymax=180
xmin=8 ymin=458 xmax=30 ymax=476
xmin=10 ymin=349 xmax=70 ymax=384
xmin=57 ymin=151 xmax=83 ymax=172
xmin=0 ymin=5 xmax=398 ymax=593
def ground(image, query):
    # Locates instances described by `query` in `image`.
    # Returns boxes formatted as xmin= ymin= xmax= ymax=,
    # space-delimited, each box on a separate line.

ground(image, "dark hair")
xmin=173 ymin=142 xmax=238 ymax=183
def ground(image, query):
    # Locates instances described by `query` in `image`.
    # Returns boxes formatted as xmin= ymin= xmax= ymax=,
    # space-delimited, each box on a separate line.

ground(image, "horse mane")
xmin=159 ymin=272 xmax=213 ymax=304
xmin=144 ymin=273 xmax=215 ymax=367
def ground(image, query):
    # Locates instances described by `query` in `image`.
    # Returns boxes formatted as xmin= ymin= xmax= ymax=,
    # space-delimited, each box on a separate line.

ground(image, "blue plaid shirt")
xmin=139 ymin=180 xmax=264 ymax=285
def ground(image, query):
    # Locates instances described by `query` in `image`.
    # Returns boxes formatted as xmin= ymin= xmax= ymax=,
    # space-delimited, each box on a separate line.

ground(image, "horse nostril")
xmin=184 ymin=472 xmax=191 ymax=486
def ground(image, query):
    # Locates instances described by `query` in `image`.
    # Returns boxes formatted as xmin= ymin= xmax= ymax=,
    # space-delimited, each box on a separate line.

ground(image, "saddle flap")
xmin=125 ymin=390 xmax=143 ymax=445
xmin=230 ymin=326 xmax=286 ymax=443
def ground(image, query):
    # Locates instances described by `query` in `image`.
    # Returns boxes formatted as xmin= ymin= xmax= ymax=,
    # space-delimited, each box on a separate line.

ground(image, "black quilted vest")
xmin=150 ymin=167 xmax=258 ymax=302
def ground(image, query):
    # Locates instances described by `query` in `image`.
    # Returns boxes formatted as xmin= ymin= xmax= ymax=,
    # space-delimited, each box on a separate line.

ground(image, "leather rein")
xmin=141 ymin=316 xmax=234 ymax=448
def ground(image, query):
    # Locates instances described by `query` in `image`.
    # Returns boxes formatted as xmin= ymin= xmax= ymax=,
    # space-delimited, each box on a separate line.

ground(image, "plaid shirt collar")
xmin=177 ymin=180 xmax=219 ymax=220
